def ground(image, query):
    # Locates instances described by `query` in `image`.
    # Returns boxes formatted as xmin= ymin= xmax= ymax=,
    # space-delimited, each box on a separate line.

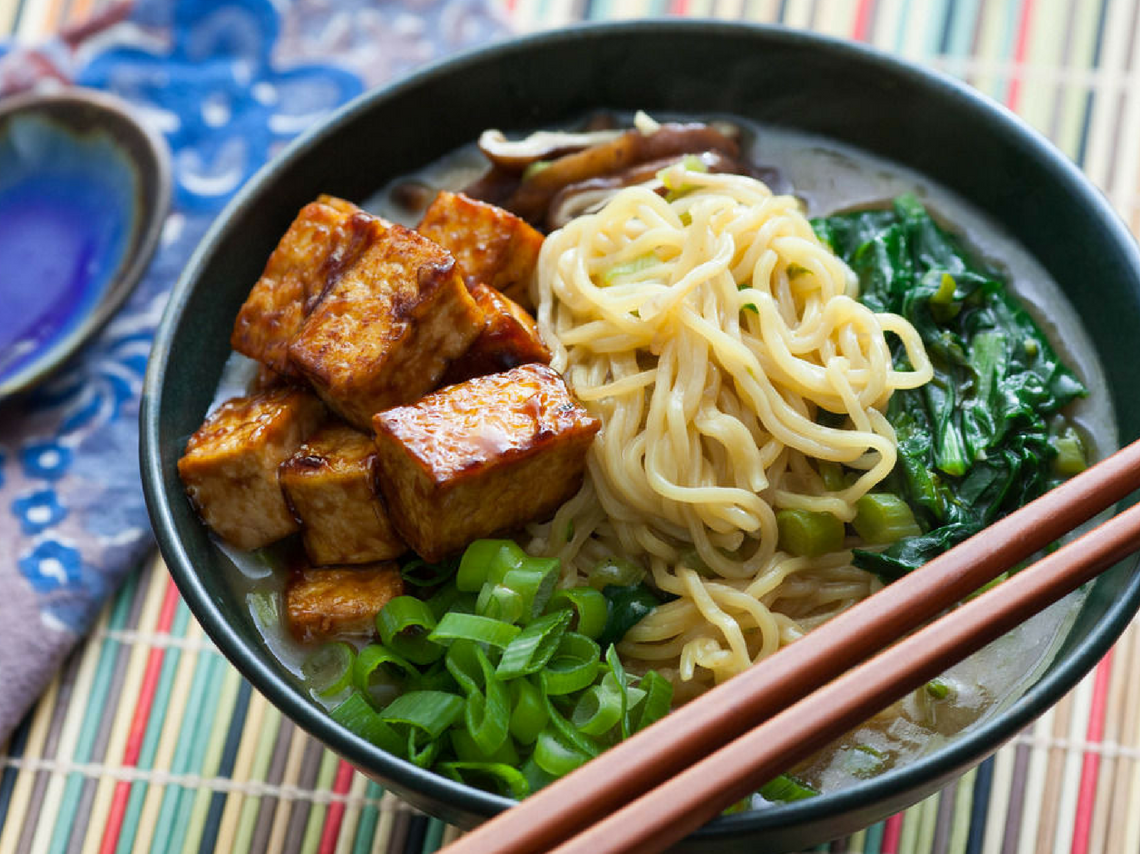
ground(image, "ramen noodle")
xmin=529 ymin=165 xmax=932 ymax=692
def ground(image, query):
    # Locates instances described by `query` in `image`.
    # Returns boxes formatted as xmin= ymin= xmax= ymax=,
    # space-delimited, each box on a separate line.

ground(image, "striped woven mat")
xmin=5 ymin=0 xmax=1140 ymax=852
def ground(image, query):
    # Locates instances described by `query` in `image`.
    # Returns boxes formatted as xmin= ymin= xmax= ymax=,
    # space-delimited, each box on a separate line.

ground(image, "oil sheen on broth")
xmin=224 ymin=117 xmax=1116 ymax=799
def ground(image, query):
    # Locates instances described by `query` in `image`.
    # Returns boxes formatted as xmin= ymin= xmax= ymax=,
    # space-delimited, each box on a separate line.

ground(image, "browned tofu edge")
xmin=284 ymin=563 xmax=404 ymax=643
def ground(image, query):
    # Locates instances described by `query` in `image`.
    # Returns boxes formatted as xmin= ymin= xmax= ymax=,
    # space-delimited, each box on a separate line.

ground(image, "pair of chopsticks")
xmin=439 ymin=436 xmax=1140 ymax=854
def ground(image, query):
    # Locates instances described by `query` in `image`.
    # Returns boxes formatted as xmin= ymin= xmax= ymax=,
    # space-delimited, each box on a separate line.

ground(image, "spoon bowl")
xmin=0 ymin=87 xmax=170 ymax=398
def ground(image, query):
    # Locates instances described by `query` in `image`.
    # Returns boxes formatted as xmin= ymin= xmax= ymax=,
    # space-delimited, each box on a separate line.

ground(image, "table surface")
xmin=5 ymin=1 xmax=1140 ymax=852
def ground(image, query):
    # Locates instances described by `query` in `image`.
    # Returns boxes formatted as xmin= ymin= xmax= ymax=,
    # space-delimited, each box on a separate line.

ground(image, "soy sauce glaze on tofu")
xmin=372 ymin=363 xmax=599 ymax=563
xmin=179 ymin=186 xmax=581 ymax=643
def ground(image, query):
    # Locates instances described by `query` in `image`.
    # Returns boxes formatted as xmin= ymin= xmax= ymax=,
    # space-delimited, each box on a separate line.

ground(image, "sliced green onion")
xmin=605 ymin=645 xmax=633 ymax=738
xmin=406 ymin=730 xmax=441 ymax=769
xmin=852 ymin=494 xmax=923 ymax=545
xmin=817 ymin=460 xmax=846 ymax=492
xmin=601 ymin=252 xmax=660 ymax=286
xmin=496 ymin=610 xmax=572 ymax=680
xmin=542 ymin=632 xmax=601 ymax=696
xmin=533 ymin=727 xmax=591 ymax=777
xmin=738 ymin=282 xmax=758 ymax=314
xmin=570 ymin=679 xmax=623 ymax=737
xmin=786 ymin=263 xmax=810 ymax=279
xmin=542 ymin=691 xmax=601 ymax=760
xmin=406 ymin=660 xmax=458 ymax=694
xmin=521 ymin=757 xmax=558 ymax=794
xmin=546 ymin=587 xmax=608 ymax=639
xmin=476 ymin=583 xmax=525 ymax=624
xmin=352 ymin=644 xmax=417 ymax=707
xmin=587 ymin=557 xmax=645 ymax=590
xmin=930 ymin=272 xmax=961 ymax=322
xmin=302 ymin=642 xmax=356 ymax=698
xmin=247 ymin=590 xmax=279 ymax=627
xmin=926 ymin=677 xmax=954 ymax=700
xmin=843 ymin=744 xmax=886 ymax=779
xmin=630 ymin=670 xmax=673 ymax=732
xmin=758 ymin=773 xmax=819 ymax=802
xmin=521 ymin=160 xmax=551 ymax=181
xmin=501 ymin=557 xmax=561 ymax=622
xmin=447 ymin=641 xmax=511 ymax=756
xmin=445 ymin=639 xmax=483 ymax=695
xmin=427 ymin=612 xmax=520 ymax=649
xmin=508 ymin=677 xmax=549 ymax=745
xmin=450 ymin=727 xmax=520 ymax=766
xmin=380 ymin=690 xmax=464 ymax=740
xmin=456 ymin=540 xmax=526 ymax=592
xmin=400 ymin=555 xmax=459 ymax=587
xmin=775 ymin=509 xmax=845 ymax=557
xmin=330 ymin=692 xmax=404 ymax=755
xmin=658 ymin=154 xmax=708 ymax=194
xmin=438 ymin=761 xmax=530 ymax=799
xmin=426 ymin=584 xmax=476 ymax=621
xmin=1052 ymin=427 xmax=1088 ymax=476
xmin=376 ymin=596 xmax=443 ymax=665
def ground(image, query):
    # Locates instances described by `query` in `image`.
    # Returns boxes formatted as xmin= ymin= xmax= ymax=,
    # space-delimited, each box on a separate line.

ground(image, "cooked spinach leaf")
xmin=814 ymin=195 xmax=1086 ymax=580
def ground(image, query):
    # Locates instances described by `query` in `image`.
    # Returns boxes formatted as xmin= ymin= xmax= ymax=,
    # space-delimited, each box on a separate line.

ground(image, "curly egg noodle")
xmin=528 ymin=165 xmax=934 ymax=694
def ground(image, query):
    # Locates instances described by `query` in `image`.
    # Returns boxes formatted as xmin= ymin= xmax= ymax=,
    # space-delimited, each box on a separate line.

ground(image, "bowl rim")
xmin=1 ymin=86 xmax=171 ymax=399
xmin=142 ymin=17 xmax=1140 ymax=839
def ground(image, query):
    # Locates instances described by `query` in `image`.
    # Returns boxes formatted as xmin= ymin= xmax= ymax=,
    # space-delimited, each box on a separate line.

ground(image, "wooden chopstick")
xmin=548 ymin=485 xmax=1140 ymax=853
xmin=440 ymin=436 xmax=1140 ymax=854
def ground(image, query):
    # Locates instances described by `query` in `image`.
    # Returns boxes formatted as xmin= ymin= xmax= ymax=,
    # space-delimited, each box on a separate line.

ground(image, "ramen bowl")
xmin=141 ymin=21 xmax=1140 ymax=852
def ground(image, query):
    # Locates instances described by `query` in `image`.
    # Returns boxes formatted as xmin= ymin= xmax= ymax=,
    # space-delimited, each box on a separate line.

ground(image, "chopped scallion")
xmin=496 ymin=610 xmax=572 ymax=680
xmin=508 ymin=677 xmax=549 ymax=745
xmin=542 ymin=632 xmax=601 ymax=696
xmin=427 ymin=612 xmax=520 ymax=649
xmin=376 ymin=596 xmax=443 ymax=665
xmin=380 ymin=690 xmax=464 ymax=740
xmin=758 ymin=773 xmax=819 ymax=803
xmin=775 ymin=509 xmax=845 ymax=557
xmin=851 ymin=494 xmax=923 ymax=545
xmin=438 ymin=761 xmax=530 ymax=799
xmin=330 ymin=692 xmax=404 ymax=755
xmin=545 ymin=587 xmax=607 ymax=639
xmin=302 ymin=642 xmax=355 ymax=698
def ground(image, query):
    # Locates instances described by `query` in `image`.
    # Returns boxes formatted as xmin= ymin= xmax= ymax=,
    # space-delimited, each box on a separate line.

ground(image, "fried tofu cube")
xmin=279 ymin=424 xmax=406 ymax=566
xmin=416 ymin=191 xmax=544 ymax=307
xmin=372 ymin=363 xmax=600 ymax=561
xmin=178 ymin=387 xmax=326 ymax=549
xmin=231 ymin=196 xmax=388 ymax=378
xmin=284 ymin=563 xmax=404 ymax=643
xmin=440 ymin=283 xmax=552 ymax=386
xmin=288 ymin=223 xmax=486 ymax=430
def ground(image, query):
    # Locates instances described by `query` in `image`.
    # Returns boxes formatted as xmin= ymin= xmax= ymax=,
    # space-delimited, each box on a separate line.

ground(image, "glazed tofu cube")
xmin=372 ymin=363 xmax=600 ymax=561
xmin=416 ymin=191 xmax=544 ymax=307
xmin=440 ymin=282 xmax=551 ymax=386
xmin=231 ymin=196 xmax=388 ymax=378
xmin=285 ymin=563 xmax=404 ymax=643
xmin=178 ymin=387 xmax=326 ymax=549
xmin=288 ymin=223 xmax=486 ymax=430
xmin=279 ymin=424 xmax=406 ymax=566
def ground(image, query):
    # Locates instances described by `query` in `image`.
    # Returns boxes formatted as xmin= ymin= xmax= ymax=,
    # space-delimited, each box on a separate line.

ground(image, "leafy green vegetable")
xmin=815 ymin=196 xmax=1087 ymax=579
xmin=598 ymin=583 xmax=665 ymax=649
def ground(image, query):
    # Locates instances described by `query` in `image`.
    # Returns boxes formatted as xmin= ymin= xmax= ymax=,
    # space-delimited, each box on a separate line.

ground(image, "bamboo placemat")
xmin=4 ymin=1 xmax=1140 ymax=852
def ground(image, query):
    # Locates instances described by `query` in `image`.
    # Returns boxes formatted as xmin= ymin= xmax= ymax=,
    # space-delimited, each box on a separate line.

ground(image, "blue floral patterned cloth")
xmin=0 ymin=0 xmax=508 ymax=741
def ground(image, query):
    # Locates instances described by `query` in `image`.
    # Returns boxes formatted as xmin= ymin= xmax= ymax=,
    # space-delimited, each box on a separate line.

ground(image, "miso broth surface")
xmin=223 ymin=116 xmax=1116 ymax=802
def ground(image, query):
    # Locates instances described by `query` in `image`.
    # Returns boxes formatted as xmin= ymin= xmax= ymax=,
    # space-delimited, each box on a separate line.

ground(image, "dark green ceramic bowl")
xmin=141 ymin=21 xmax=1140 ymax=851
